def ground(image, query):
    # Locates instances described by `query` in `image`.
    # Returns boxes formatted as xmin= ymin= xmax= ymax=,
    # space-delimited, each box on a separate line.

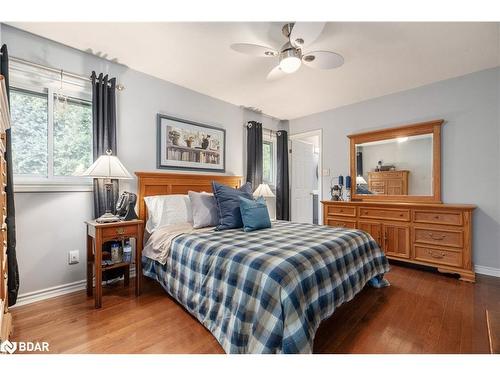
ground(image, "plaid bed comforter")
xmin=142 ymin=221 xmax=389 ymax=354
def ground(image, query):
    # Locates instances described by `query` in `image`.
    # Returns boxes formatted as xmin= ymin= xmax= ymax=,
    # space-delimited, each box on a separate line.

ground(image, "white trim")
xmin=475 ymin=265 xmax=500 ymax=277
xmin=13 ymin=279 xmax=87 ymax=307
xmin=14 ymin=183 xmax=93 ymax=193
xmin=12 ymin=268 xmax=137 ymax=307
xmin=289 ymin=129 xmax=323 ymax=224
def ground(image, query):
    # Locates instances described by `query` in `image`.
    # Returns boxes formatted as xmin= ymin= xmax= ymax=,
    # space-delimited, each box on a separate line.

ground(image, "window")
xmin=9 ymin=60 xmax=93 ymax=191
xmin=262 ymin=133 xmax=277 ymax=186
xmin=262 ymin=140 xmax=274 ymax=184
xmin=11 ymin=89 xmax=49 ymax=177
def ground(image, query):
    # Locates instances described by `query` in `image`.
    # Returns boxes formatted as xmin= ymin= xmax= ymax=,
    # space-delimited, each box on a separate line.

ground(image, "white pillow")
xmin=144 ymin=194 xmax=192 ymax=233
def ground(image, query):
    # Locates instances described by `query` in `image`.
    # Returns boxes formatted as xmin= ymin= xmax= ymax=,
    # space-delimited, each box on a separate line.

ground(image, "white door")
xmin=291 ymin=139 xmax=315 ymax=223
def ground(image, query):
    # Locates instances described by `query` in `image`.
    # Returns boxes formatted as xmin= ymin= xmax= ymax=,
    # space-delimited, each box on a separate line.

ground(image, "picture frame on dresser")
xmin=157 ymin=114 xmax=226 ymax=172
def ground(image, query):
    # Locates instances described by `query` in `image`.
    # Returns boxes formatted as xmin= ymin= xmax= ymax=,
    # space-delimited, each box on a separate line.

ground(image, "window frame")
xmin=262 ymin=132 xmax=277 ymax=187
xmin=10 ymin=77 xmax=94 ymax=193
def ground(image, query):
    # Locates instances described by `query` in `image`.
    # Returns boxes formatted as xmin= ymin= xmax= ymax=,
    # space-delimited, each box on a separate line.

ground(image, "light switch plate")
xmin=68 ymin=250 xmax=79 ymax=265
xmin=322 ymin=168 xmax=330 ymax=177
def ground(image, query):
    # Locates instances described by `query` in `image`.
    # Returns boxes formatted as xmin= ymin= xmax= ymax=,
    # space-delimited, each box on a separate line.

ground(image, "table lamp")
xmin=253 ymin=183 xmax=276 ymax=220
xmin=356 ymin=176 xmax=367 ymax=185
xmin=82 ymin=149 xmax=133 ymax=223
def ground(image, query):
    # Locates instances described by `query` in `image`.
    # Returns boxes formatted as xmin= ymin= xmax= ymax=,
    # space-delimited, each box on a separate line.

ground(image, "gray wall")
xmin=290 ymin=67 xmax=500 ymax=270
xmin=0 ymin=24 xmax=285 ymax=296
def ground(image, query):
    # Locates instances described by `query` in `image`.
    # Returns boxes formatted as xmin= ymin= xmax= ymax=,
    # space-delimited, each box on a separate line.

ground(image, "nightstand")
xmin=85 ymin=219 xmax=144 ymax=308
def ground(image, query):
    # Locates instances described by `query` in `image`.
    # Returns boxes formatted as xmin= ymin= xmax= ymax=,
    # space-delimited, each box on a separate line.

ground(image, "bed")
xmin=136 ymin=172 xmax=390 ymax=354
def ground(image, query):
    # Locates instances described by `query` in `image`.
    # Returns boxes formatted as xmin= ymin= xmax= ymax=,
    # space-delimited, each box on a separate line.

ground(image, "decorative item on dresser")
xmin=0 ymin=74 xmax=12 ymax=340
xmin=324 ymin=119 xmax=477 ymax=282
xmin=368 ymin=170 xmax=409 ymax=195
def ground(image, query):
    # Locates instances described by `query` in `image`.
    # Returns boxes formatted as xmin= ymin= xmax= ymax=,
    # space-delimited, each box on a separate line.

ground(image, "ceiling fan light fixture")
xmin=279 ymin=48 xmax=301 ymax=73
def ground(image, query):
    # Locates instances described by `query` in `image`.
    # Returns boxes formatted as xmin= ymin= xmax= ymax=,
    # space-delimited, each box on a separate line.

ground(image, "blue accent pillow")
xmin=212 ymin=181 xmax=253 ymax=230
xmin=239 ymin=196 xmax=272 ymax=232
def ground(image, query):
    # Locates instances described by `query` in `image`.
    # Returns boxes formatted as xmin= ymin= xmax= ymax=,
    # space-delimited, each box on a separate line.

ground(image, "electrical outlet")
xmin=68 ymin=250 xmax=79 ymax=265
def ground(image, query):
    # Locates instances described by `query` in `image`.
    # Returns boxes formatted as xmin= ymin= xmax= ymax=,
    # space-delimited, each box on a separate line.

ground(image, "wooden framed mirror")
xmin=348 ymin=119 xmax=444 ymax=203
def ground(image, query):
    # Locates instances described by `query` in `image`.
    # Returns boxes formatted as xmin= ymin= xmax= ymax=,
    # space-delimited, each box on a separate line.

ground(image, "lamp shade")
xmin=253 ymin=183 xmax=275 ymax=198
xmin=81 ymin=150 xmax=132 ymax=180
xmin=356 ymin=176 xmax=367 ymax=185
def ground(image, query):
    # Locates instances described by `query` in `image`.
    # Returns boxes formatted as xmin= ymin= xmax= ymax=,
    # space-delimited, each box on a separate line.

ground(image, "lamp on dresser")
xmin=81 ymin=149 xmax=132 ymax=223
xmin=356 ymin=176 xmax=367 ymax=185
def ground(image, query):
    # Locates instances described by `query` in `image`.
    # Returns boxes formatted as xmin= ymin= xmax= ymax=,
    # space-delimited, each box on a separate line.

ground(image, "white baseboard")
xmin=14 ymin=279 xmax=88 ymax=307
xmin=475 ymin=265 xmax=500 ymax=277
xmin=13 ymin=268 xmax=137 ymax=308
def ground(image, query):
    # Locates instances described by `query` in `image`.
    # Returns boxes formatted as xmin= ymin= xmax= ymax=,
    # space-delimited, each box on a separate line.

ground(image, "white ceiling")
xmin=9 ymin=22 xmax=500 ymax=120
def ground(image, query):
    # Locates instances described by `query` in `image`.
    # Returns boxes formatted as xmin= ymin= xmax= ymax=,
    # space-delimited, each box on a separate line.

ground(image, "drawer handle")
xmin=428 ymin=250 xmax=445 ymax=259
xmin=363 ymin=211 xmax=368 ymax=215
xmin=116 ymin=228 xmax=125 ymax=235
xmin=434 ymin=215 xmax=440 ymax=220
xmin=429 ymin=233 xmax=446 ymax=241
xmin=339 ymin=209 xmax=344 ymax=213
xmin=399 ymin=213 xmax=404 ymax=217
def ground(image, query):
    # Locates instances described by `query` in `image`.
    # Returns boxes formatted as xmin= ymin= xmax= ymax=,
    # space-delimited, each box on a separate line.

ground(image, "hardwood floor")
xmin=10 ymin=264 xmax=500 ymax=354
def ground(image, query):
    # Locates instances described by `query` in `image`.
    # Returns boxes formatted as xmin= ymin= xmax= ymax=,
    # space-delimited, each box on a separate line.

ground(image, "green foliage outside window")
xmin=263 ymin=141 xmax=272 ymax=184
xmin=53 ymin=98 xmax=92 ymax=176
xmin=10 ymin=88 xmax=92 ymax=179
xmin=10 ymin=90 xmax=48 ymax=176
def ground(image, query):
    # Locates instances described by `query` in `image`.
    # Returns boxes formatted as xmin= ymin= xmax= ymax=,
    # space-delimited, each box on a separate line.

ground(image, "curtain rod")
xmin=244 ymin=122 xmax=279 ymax=135
xmin=7 ymin=55 xmax=125 ymax=91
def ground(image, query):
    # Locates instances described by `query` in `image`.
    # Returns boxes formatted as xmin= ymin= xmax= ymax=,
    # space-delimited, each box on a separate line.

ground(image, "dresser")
xmin=368 ymin=170 xmax=409 ymax=195
xmin=0 ymin=75 xmax=12 ymax=340
xmin=322 ymin=200 xmax=476 ymax=282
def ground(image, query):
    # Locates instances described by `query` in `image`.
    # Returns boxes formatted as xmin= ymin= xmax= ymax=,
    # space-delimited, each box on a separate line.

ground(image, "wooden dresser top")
xmin=321 ymin=200 xmax=476 ymax=210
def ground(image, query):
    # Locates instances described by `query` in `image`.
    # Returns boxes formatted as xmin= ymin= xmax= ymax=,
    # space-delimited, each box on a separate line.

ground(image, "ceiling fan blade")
xmin=266 ymin=65 xmax=287 ymax=81
xmin=230 ymin=43 xmax=278 ymax=57
xmin=302 ymin=51 xmax=344 ymax=70
xmin=289 ymin=22 xmax=326 ymax=49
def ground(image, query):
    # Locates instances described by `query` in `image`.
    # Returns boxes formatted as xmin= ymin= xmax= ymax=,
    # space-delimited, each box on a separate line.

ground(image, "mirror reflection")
xmin=355 ymin=133 xmax=433 ymax=196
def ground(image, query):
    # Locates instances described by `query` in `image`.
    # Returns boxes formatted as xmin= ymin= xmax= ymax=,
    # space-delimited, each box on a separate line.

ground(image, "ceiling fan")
xmin=230 ymin=22 xmax=344 ymax=80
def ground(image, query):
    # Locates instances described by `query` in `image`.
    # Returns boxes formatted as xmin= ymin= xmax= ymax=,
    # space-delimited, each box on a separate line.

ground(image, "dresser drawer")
xmin=325 ymin=205 xmax=356 ymax=217
xmin=359 ymin=207 xmax=410 ymax=222
xmin=413 ymin=210 xmax=463 ymax=226
xmin=414 ymin=244 xmax=462 ymax=267
xmin=414 ymin=227 xmax=463 ymax=248
xmin=101 ymin=225 xmax=137 ymax=239
xmin=325 ymin=217 xmax=357 ymax=229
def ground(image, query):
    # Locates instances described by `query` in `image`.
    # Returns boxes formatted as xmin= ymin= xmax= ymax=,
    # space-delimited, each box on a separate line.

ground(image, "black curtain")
xmin=1 ymin=44 xmax=20 ymax=306
xmin=356 ymin=151 xmax=363 ymax=176
xmin=276 ymin=130 xmax=290 ymax=221
xmin=246 ymin=121 xmax=263 ymax=190
xmin=91 ymin=72 xmax=118 ymax=218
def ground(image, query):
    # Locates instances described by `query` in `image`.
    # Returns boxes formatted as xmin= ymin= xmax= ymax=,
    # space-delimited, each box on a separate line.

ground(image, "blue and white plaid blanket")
xmin=143 ymin=221 xmax=389 ymax=353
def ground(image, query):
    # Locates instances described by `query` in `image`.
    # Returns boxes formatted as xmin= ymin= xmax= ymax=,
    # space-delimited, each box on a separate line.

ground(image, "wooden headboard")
xmin=135 ymin=172 xmax=242 ymax=224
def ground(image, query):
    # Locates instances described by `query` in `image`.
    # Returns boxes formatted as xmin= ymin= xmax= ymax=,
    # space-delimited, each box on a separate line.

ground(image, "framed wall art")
xmin=157 ymin=114 xmax=226 ymax=172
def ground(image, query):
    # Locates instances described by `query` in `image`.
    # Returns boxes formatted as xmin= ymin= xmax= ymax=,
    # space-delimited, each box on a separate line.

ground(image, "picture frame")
xmin=157 ymin=114 xmax=226 ymax=172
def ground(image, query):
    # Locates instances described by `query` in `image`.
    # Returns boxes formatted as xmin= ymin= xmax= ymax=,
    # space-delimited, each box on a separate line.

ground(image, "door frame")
xmin=289 ymin=129 xmax=323 ymax=224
